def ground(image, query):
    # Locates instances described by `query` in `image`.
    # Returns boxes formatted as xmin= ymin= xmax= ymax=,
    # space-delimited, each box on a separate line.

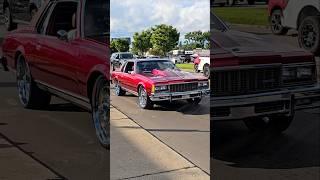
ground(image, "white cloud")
xmin=110 ymin=0 xmax=210 ymax=38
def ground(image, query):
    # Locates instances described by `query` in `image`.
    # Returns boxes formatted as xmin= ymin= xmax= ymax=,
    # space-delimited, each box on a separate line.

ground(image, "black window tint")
xmin=37 ymin=3 xmax=53 ymax=34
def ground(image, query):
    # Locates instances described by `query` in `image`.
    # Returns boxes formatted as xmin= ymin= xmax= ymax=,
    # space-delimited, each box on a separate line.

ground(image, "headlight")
xmin=198 ymin=81 xmax=209 ymax=88
xmin=155 ymin=85 xmax=168 ymax=92
xmin=282 ymin=65 xmax=315 ymax=84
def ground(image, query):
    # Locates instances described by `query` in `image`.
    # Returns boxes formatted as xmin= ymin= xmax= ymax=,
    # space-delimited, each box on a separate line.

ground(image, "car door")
xmin=34 ymin=1 xmax=80 ymax=94
xmin=121 ymin=61 xmax=136 ymax=91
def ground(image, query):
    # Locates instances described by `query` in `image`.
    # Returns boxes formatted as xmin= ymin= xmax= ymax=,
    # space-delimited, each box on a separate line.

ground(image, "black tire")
xmin=138 ymin=86 xmax=153 ymax=109
xmin=16 ymin=55 xmax=51 ymax=109
xmin=114 ymin=80 xmax=126 ymax=96
xmin=187 ymin=97 xmax=202 ymax=105
xmin=203 ymin=64 xmax=210 ymax=78
xmin=91 ymin=76 xmax=110 ymax=149
xmin=270 ymin=9 xmax=289 ymax=35
xmin=244 ymin=115 xmax=293 ymax=133
xmin=298 ymin=16 xmax=320 ymax=56
xmin=3 ymin=7 xmax=17 ymax=31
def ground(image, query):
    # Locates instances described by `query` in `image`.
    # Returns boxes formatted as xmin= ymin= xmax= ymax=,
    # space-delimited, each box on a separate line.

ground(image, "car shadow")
xmin=152 ymin=100 xmax=209 ymax=116
xmin=44 ymin=103 xmax=86 ymax=112
xmin=211 ymin=119 xmax=320 ymax=169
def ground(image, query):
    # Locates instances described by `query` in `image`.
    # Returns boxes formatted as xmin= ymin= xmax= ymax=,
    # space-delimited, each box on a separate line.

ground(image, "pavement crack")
xmin=118 ymin=166 xmax=197 ymax=180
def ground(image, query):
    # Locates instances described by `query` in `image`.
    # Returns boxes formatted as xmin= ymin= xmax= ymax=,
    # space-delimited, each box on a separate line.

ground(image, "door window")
xmin=124 ymin=62 xmax=134 ymax=73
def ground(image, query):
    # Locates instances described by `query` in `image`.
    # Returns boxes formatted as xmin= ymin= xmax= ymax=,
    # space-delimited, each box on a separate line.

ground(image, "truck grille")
xmin=169 ymin=83 xmax=198 ymax=92
xmin=212 ymin=66 xmax=281 ymax=96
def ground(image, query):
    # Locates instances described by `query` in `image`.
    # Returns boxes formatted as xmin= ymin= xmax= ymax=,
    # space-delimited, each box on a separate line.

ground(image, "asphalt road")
xmin=110 ymin=86 xmax=210 ymax=174
xmin=210 ymin=25 xmax=320 ymax=180
xmin=0 ymin=26 xmax=109 ymax=179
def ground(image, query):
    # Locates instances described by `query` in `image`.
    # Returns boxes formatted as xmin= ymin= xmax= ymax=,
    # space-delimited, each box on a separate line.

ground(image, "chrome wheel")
xmin=138 ymin=86 xmax=147 ymax=108
xmin=93 ymin=78 xmax=110 ymax=147
xmin=270 ymin=10 xmax=288 ymax=35
xmin=16 ymin=56 xmax=31 ymax=106
xmin=301 ymin=23 xmax=317 ymax=49
xmin=4 ymin=7 xmax=10 ymax=30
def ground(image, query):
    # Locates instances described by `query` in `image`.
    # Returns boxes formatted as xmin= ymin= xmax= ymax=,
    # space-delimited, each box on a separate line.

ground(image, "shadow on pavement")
xmin=44 ymin=103 xmax=86 ymax=112
xmin=211 ymin=115 xmax=320 ymax=170
xmin=0 ymin=82 xmax=17 ymax=88
xmin=117 ymin=126 xmax=209 ymax=133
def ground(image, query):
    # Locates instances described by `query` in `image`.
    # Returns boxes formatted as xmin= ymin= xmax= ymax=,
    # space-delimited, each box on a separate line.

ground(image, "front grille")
xmin=212 ymin=66 xmax=281 ymax=96
xmin=169 ymin=83 xmax=198 ymax=92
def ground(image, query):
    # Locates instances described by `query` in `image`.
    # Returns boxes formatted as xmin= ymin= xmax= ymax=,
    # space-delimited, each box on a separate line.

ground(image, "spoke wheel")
xmin=270 ymin=10 xmax=288 ymax=35
xmin=298 ymin=16 xmax=320 ymax=55
xmin=138 ymin=86 xmax=153 ymax=109
xmin=92 ymin=76 xmax=110 ymax=148
xmin=17 ymin=56 xmax=31 ymax=106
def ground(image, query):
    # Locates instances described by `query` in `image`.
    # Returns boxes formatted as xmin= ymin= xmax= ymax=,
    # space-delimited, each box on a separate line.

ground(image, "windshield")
xmin=211 ymin=13 xmax=227 ymax=32
xmin=121 ymin=53 xmax=134 ymax=59
xmin=136 ymin=60 xmax=178 ymax=74
xmin=84 ymin=0 xmax=109 ymax=41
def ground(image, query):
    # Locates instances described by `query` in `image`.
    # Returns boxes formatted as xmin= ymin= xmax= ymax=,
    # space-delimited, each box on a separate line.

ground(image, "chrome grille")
xmin=212 ymin=66 xmax=281 ymax=96
xmin=169 ymin=83 xmax=198 ymax=92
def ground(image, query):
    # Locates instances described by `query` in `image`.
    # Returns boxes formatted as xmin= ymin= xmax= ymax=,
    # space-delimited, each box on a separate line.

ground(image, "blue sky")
xmin=110 ymin=0 xmax=210 ymax=42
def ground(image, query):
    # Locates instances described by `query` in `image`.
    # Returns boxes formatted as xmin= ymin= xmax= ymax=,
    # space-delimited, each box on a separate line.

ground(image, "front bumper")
xmin=211 ymin=84 xmax=320 ymax=121
xmin=150 ymin=89 xmax=210 ymax=101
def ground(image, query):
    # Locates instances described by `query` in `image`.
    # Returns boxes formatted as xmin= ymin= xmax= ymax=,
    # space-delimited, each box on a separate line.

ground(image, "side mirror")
xmin=57 ymin=30 xmax=68 ymax=41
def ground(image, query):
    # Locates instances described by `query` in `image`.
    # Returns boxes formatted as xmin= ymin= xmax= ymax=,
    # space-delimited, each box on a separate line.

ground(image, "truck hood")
xmin=142 ymin=69 xmax=207 ymax=83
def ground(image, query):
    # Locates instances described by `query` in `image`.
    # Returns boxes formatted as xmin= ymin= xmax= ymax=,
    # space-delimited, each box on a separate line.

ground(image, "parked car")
xmin=195 ymin=56 xmax=210 ymax=78
xmin=1 ymin=0 xmax=110 ymax=148
xmin=2 ymin=0 xmax=45 ymax=31
xmin=169 ymin=54 xmax=185 ymax=64
xmin=111 ymin=59 xmax=210 ymax=109
xmin=110 ymin=52 xmax=134 ymax=70
xmin=268 ymin=0 xmax=320 ymax=55
xmin=211 ymin=13 xmax=320 ymax=133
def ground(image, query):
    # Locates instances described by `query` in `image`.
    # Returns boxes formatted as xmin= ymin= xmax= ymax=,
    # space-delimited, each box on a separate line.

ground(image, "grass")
xmin=176 ymin=63 xmax=194 ymax=71
xmin=213 ymin=7 xmax=269 ymax=26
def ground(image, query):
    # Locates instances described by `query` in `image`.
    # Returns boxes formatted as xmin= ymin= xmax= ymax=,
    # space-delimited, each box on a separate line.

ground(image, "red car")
xmin=111 ymin=59 xmax=210 ymax=109
xmin=212 ymin=13 xmax=320 ymax=133
xmin=1 ymin=0 xmax=110 ymax=148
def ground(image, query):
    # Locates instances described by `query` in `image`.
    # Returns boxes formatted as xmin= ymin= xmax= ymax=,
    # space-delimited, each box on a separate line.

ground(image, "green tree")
xmin=132 ymin=30 xmax=152 ymax=56
xmin=184 ymin=31 xmax=210 ymax=49
xmin=110 ymin=40 xmax=118 ymax=54
xmin=150 ymin=24 xmax=180 ymax=56
xmin=111 ymin=38 xmax=130 ymax=52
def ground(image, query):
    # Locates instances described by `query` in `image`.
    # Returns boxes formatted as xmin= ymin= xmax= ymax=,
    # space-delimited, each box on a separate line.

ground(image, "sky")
xmin=110 ymin=0 xmax=210 ymax=42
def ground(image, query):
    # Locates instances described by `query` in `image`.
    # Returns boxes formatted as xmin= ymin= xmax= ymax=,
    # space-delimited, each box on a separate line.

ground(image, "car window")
xmin=136 ymin=60 xmax=177 ymax=74
xmin=124 ymin=62 xmax=134 ymax=73
xmin=46 ymin=1 xmax=78 ymax=37
xmin=84 ymin=0 xmax=108 ymax=41
xmin=36 ymin=2 xmax=54 ymax=34
xmin=120 ymin=53 xmax=133 ymax=59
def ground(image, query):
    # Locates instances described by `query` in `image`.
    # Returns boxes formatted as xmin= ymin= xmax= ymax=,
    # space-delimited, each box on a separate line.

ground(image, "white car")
xmin=196 ymin=56 xmax=210 ymax=78
xmin=269 ymin=0 xmax=320 ymax=55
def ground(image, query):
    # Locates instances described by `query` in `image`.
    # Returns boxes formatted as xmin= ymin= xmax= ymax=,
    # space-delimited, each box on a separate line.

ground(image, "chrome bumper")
xmin=211 ymin=84 xmax=320 ymax=121
xmin=150 ymin=89 xmax=210 ymax=101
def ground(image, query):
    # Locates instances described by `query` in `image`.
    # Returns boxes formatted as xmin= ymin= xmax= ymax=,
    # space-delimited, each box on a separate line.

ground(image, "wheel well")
xmin=87 ymin=72 xmax=103 ymax=103
xmin=137 ymin=84 xmax=143 ymax=92
xmin=297 ymin=6 xmax=320 ymax=28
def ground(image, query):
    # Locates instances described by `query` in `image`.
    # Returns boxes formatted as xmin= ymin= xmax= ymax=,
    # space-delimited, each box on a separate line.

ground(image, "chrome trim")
xmin=150 ymin=89 xmax=210 ymax=101
xmin=212 ymin=63 xmax=282 ymax=71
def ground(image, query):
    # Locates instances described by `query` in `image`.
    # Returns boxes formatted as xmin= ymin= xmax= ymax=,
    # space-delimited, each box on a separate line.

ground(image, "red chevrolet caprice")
xmin=211 ymin=13 xmax=320 ymax=133
xmin=111 ymin=59 xmax=210 ymax=109
xmin=1 ymin=0 xmax=110 ymax=148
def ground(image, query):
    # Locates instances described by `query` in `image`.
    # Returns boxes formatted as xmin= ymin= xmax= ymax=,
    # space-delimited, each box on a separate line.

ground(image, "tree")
xmin=132 ymin=30 xmax=152 ymax=56
xmin=184 ymin=31 xmax=210 ymax=49
xmin=111 ymin=38 xmax=130 ymax=52
xmin=150 ymin=24 xmax=180 ymax=56
xmin=110 ymin=41 xmax=118 ymax=54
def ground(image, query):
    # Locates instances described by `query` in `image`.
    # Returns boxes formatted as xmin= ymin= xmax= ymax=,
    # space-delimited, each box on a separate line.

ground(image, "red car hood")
xmin=143 ymin=69 xmax=207 ymax=84
xmin=211 ymin=30 xmax=313 ymax=67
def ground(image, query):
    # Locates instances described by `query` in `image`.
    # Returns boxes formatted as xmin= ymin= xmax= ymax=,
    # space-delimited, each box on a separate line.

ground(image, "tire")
xmin=3 ymin=7 xmax=17 ymax=31
xmin=114 ymin=80 xmax=126 ymax=96
xmin=270 ymin=9 xmax=289 ymax=35
xmin=16 ymin=55 xmax=51 ymax=109
xmin=298 ymin=16 xmax=320 ymax=56
xmin=203 ymin=64 xmax=210 ymax=78
xmin=187 ymin=97 xmax=202 ymax=105
xmin=138 ymin=86 xmax=153 ymax=109
xmin=91 ymin=76 xmax=110 ymax=149
xmin=194 ymin=64 xmax=199 ymax=73
xmin=244 ymin=115 xmax=293 ymax=133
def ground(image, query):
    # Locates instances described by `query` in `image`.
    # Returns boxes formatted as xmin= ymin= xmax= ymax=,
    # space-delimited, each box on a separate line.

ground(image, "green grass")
xmin=176 ymin=63 xmax=194 ymax=71
xmin=213 ymin=7 xmax=269 ymax=26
